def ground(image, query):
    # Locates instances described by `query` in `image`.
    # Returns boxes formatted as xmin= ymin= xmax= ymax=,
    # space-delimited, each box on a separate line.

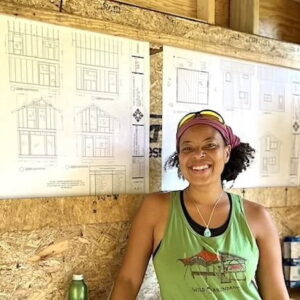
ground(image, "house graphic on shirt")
xmin=178 ymin=249 xmax=246 ymax=283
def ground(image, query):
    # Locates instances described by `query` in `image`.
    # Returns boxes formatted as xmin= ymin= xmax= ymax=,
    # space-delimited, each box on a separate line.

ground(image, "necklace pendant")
xmin=204 ymin=227 xmax=211 ymax=237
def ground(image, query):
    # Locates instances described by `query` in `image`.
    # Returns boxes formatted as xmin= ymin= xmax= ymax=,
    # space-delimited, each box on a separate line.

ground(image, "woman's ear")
xmin=224 ymin=145 xmax=231 ymax=163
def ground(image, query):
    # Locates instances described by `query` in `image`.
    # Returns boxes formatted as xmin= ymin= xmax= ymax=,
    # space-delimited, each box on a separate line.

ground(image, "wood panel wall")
xmin=0 ymin=0 xmax=300 ymax=299
xmin=260 ymin=0 xmax=300 ymax=44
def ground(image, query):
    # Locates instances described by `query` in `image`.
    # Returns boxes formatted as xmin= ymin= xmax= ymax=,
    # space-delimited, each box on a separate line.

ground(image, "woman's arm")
xmin=110 ymin=193 xmax=166 ymax=300
xmin=246 ymin=201 xmax=289 ymax=300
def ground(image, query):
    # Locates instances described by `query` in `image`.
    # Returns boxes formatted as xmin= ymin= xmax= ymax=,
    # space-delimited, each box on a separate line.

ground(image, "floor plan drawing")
xmin=8 ymin=19 xmax=60 ymax=88
xmin=0 ymin=15 xmax=149 ymax=198
xmin=221 ymin=60 xmax=254 ymax=110
xmin=89 ymin=165 xmax=126 ymax=195
xmin=176 ymin=68 xmax=209 ymax=105
xmin=74 ymin=32 xmax=119 ymax=95
xmin=75 ymin=104 xmax=118 ymax=158
xmin=13 ymin=98 xmax=61 ymax=158
xmin=162 ymin=46 xmax=300 ymax=189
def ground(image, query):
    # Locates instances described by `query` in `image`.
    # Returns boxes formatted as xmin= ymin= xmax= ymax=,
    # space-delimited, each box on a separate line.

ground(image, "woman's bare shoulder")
xmin=243 ymin=198 xmax=265 ymax=212
xmin=243 ymin=199 xmax=275 ymax=239
xmin=144 ymin=191 xmax=171 ymax=202
xmin=243 ymin=199 xmax=269 ymax=217
xmin=142 ymin=192 xmax=172 ymax=211
xmin=137 ymin=192 xmax=172 ymax=223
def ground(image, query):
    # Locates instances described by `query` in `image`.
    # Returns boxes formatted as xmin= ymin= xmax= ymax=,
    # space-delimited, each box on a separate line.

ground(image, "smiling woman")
xmin=110 ymin=109 xmax=290 ymax=300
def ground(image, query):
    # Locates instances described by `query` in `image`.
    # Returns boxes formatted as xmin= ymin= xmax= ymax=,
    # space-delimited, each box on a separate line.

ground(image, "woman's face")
xmin=178 ymin=124 xmax=231 ymax=187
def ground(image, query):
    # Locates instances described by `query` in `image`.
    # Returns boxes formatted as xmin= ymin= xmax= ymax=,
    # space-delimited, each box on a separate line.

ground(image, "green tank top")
xmin=153 ymin=191 xmax=261 ymax=300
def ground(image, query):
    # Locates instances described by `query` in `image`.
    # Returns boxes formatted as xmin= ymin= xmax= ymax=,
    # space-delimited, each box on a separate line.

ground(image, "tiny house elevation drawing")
xmin=258 ymin=66 xmax=287 ymax=112
xmin=260 ymin=134 xmax=281 ymax=174
xmin=8 ymin=19 xmax=60 ymax=87
xmin=76 ymin=104 xmax=117 ymax=157
xmin=14 ymin=99 xmax=61 ymax=158
xmin=74 ymin=32 xmax=119 ymax=94
xmin=221 ymin=61 xmax=254 ymax=110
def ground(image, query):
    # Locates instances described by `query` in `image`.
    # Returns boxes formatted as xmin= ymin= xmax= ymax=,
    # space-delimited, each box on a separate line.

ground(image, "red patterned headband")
xmin=176 ymin=117 xmax=240 ymax=151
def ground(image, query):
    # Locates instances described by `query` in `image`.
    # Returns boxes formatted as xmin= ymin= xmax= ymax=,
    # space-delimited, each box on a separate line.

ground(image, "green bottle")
xmin=68 ymin=274 xmax=88 ymax=300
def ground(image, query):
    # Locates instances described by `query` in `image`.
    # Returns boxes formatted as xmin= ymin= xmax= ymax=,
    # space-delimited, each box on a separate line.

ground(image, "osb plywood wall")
xmin=0 ymin=0 xmax=300 ymax=299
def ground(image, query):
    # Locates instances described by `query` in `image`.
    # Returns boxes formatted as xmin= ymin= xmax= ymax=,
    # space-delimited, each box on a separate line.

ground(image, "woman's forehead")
xmin=180 ymin=124 xmax=223 ymax=141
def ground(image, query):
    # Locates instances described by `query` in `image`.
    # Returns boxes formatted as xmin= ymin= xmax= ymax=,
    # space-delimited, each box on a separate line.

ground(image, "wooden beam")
xmin=230 ymin=0 xmax=259 ymax=34
xmin=197 ymin=0 xmax=215 ymax=24
xmin=114 ymin=0 xmax=197 ymax=19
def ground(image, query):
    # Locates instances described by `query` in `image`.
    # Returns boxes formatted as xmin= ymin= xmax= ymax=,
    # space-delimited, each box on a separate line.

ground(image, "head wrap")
xmin=176 ymin=117 xmax=240 ymax=152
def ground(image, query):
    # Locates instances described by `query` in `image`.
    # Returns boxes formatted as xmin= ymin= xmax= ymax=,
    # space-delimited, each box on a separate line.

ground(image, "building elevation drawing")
xmin=162 ymin=46 xmax=300 ymax=189
xmin=8 ymin=19 xmax=60 ymax=88
xmin=0 ymin=15 xmax=149 ymax=198
xmin=14 ymin=98 xmax=61 ymax=158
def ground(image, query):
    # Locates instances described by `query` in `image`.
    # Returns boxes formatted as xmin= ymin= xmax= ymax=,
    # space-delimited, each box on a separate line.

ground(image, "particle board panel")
xmin=0 ymin=0 xmax=61 ymax=11
xmin=0 ymin=195 xmax=143 ymax=232
xmin=241 ymin=187 xmax=289 ymax=208
xmin=269 ymin=206 xmax=300 ymax=237
xmin=0 ymin=222 xmax=130 ymax=299
xmin=287 ymin=188 xmax=300 ymax=207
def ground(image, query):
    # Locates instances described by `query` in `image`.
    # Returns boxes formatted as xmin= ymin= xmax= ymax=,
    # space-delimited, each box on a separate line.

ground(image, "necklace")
xmin=190 ymin=191 xmax=224 ymax=238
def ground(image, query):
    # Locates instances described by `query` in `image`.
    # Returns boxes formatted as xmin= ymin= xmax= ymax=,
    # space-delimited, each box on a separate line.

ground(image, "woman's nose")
xmin=194 ymin=149 xmax=206 ymax=158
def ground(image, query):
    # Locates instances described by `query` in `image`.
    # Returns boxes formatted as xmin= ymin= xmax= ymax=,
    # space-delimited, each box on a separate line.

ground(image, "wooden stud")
xmin=197 ymin=0 xmax=215 ymax=24
xmin=230 ymin=0 xmax=259 ymax=34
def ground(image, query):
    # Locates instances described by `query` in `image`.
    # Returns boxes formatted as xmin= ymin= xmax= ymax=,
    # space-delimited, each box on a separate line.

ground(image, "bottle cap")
xmin=72 ymin=274 xmax=84 ymax=280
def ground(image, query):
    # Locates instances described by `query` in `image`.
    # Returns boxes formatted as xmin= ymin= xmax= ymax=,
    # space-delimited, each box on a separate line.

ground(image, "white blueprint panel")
xmin=0 ymin=14 xmax=149 ymax=198
xmin=162 ymin=46 xmax=300 ymax=189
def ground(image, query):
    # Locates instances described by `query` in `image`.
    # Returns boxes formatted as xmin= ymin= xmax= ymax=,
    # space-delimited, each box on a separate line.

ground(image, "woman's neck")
xmin=185 ymin=184 xmax=224 ymax=206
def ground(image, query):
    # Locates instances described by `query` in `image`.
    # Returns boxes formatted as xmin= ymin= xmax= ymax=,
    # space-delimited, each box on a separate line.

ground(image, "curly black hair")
xmin=164 ymin=142 xmax=255 ymax=183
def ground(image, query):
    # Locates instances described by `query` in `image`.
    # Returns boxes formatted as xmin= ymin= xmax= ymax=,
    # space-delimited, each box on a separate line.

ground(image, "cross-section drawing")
xmin=74 ymin=32 xmax=119 ymax=94
xmin=75 ymin=104 xmax=119 ymax=157
xmin=176 ymin=68 xmax=208 ymax=104
xmin=8 ymin=19 xmax=60 ymax=87
xmin=260 ymin=134 xmax=281 ymax=174
xmin=221 ymin=61 xmax=254 ymax=110
xmin=89 ymin=166 xmax=126 ymax=195
xmin=13 ymin=99 xmax=61 ymax=158
xmin=258 ymin=66 xmax=288 ymax=112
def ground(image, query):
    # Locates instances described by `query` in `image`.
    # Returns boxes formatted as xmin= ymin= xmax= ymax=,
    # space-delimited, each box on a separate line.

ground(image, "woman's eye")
xmin=205 ymin=143 xmax=217 ymax=149
xmin=181 ymin=146 xmax=192 ymax=152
